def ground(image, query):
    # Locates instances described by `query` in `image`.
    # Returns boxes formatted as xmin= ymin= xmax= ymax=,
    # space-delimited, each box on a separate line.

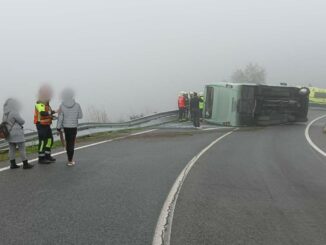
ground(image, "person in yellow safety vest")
xmin=34 ymin=85 xmax=57 ymax=164
xmin=199 ymin=92 xmax=205 ymax=119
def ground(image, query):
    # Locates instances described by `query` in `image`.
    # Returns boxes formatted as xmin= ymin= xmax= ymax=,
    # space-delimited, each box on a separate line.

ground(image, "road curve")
xmin=307 ymin=112 xmax=326 ymax=155
xmin=170 ymin=111 xmax=326 ymax=245
xmin=0 ymin=129 xmax=231 ymax=245
xmin=1 ymin=110 xmax=325 ymax=245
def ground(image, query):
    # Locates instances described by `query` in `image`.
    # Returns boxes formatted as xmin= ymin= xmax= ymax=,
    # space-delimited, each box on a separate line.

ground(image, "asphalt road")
xmin=0 ymin=129 xmax=231 ymax=245
xmin=1 ymin=110 xmax=326 ymax=245
xmin=309 ymin=111 xmax=326 ymax=153
xmin=171 ymin=111 xmax=326 ymax=245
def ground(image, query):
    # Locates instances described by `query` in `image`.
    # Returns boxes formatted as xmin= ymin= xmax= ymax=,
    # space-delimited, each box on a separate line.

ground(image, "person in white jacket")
xmin=56 ymin=89 xmax=83 ymax=166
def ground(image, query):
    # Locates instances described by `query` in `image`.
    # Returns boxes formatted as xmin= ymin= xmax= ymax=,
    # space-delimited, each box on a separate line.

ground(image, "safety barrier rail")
xmin=0 ymin=110 xmax=178 ymax=152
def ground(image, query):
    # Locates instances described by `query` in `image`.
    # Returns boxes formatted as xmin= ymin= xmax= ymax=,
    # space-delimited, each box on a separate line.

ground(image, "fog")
xmin=1 ymin=0 xmax=325 ymax=128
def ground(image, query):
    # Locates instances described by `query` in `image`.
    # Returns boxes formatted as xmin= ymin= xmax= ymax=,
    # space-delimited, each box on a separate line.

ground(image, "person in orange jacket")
xmin=34 ymin=85 xmax=58 ymax=164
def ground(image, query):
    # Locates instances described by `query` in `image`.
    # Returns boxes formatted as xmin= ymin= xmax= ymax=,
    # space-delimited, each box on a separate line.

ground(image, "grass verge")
xmin=0 ymin=128 xmax=143 ymax=162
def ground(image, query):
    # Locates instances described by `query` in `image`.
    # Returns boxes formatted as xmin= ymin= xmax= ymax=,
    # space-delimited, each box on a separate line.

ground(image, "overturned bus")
xmin=204 ymin=83 xmax=310 ymax=126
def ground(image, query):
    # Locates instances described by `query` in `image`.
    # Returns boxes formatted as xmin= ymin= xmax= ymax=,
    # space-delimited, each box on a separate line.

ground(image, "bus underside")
xmin=238 ymin=86 xmax=310 ymax=126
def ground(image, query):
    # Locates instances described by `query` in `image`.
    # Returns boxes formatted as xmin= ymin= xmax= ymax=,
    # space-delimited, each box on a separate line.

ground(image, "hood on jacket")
xmin=61 ymin=88 xmax=76 ymax=108
xmin=3 ymin=98 xmax=20 ymax=115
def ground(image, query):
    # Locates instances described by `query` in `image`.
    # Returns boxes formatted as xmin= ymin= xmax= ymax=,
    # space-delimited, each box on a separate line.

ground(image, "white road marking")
xmin=130 ymin=129 xmax=157 ymax=136
xmin=0 ymin=129 xmax=157 ymax=172
xmin=305 ymin=115 xmax=326 ymax=157
xmin=201 ymin=127 xmax=231 ymax=131
xmin=152 ymin=128 xmax=238 ymax=245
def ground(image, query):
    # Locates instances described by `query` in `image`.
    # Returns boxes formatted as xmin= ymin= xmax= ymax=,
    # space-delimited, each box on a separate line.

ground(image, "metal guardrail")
xmin=310 ymin=106 xmax=326 ymax=111
xmin=0 ymin=110 xmax=178 ymax=151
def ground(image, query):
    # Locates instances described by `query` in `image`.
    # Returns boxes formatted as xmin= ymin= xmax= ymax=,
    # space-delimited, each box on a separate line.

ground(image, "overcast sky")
xmin=1 ymin=0 xmax=325 ymax=127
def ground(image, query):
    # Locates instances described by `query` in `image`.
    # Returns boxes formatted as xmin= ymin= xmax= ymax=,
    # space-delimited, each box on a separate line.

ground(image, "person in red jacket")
xmin=178 ymin=92 xmax=186 ymax=121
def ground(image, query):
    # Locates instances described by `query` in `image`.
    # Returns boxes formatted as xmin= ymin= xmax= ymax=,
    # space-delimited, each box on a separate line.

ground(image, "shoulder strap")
xmin=5 ymin=113 xmax=16 ymax=132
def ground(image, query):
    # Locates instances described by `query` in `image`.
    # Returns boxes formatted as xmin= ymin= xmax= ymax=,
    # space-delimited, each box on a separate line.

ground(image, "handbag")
xmin=0 ymin=114 xmax=16 ymax=139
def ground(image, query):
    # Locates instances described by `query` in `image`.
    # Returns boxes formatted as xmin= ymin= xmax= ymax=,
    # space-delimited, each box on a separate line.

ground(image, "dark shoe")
xmin=10 ymin=160 xmax=20 ymax=169
xmin=23 ymin=160 xmax=34 ymax=169
xmin=46 ymin=155 xmax=56 ymax=163
xmin=38 ymin=158 xmax=52 ymax=164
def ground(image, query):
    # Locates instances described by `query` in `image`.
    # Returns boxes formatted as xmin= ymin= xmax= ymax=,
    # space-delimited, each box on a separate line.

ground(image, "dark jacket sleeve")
xmin=40 ymin=111 xmax=50 ymax=116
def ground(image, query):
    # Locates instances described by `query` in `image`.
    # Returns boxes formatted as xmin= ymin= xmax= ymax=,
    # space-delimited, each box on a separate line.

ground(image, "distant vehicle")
xmin=309 ymin=87 xmax=326 ymax=107
xmin=204 ymin=82 xmax=310 ymax=126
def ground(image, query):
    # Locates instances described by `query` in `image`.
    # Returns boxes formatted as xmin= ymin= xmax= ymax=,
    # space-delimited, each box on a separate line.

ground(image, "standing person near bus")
xmin=2 ymin=98 xmax=33 ymax=169
xmin=189 ymin=92 xmax=195 ymax=120
xmin=57 ymin=88 xmax=83 ymax=166
xmin=184 ymin=93 xmax=190 ymax=120
xmin=34 ymin=85 xmax=57 ymax=164
xmin=190 ymin=92 xmax=203 ymax=128
xmin=178 ymin=92 xmax=186 ymax=121
xmin=199 ymin=92 xmax=205 ymax=120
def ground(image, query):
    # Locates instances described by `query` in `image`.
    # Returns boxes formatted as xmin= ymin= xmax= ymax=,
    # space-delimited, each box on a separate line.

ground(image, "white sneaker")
xmin=67 ymin=161 xmax=75 ymax=166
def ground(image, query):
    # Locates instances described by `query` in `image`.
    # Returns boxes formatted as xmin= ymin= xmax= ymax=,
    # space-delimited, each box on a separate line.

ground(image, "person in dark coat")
xmin=190 ymin=92 xmax=203 ymax=128
xmin=2 ymin=98 xmax=33 ymax=169
xmin=184 ymin=93 xmax=190 ymax=120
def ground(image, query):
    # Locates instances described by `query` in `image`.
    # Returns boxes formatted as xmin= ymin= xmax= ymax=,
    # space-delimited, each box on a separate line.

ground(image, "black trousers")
xmin=192 ymin=109 xmax=200 ymax=127
xmin=36 ymin=124 xmax=53 ymax=159
xmin=64 ymin=128 xmax=77 ymax=162
xmin=179 ymin=108 xmax=185 ymax=120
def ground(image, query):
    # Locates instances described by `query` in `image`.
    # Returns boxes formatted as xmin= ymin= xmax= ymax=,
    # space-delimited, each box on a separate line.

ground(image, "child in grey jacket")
xmin=2 ymin=98 xmax=33 ymax=169
xmin=57 ymin=89 xmax=83 ymax=166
